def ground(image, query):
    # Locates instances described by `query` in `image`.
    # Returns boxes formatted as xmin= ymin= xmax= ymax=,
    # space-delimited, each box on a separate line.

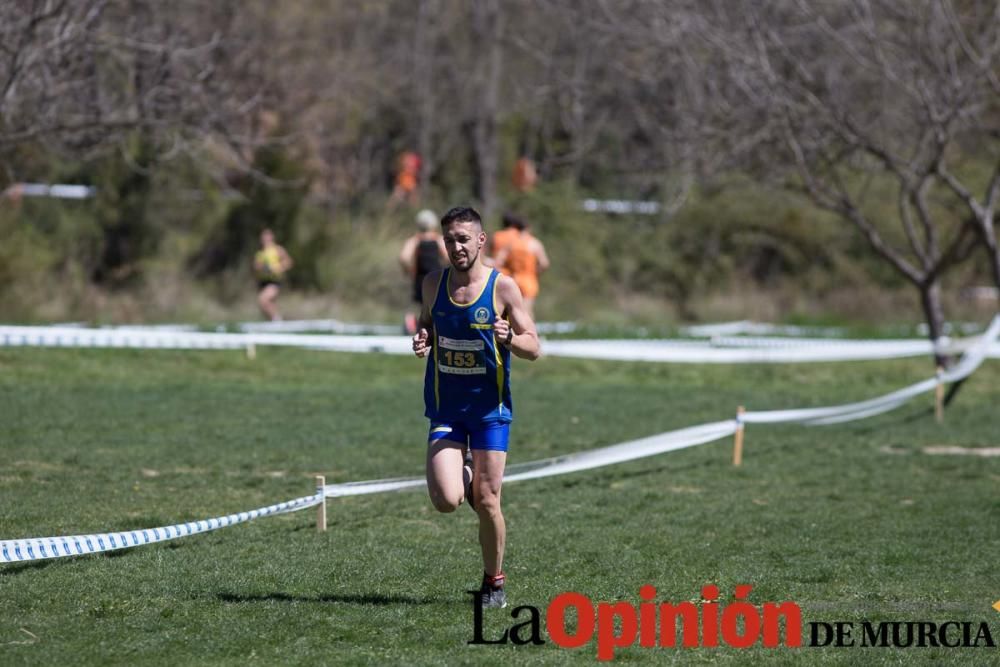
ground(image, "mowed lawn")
xmin=1 ymin=345 xmax=999 ymax=665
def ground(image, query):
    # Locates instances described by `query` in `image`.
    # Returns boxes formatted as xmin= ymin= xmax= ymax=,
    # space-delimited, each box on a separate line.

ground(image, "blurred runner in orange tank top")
xmin=493 ymin=213 xmax=549 ymax=318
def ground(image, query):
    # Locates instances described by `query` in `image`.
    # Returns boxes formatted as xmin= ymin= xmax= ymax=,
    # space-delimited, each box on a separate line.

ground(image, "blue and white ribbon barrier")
xmin=1 ymin=493 xmax=320 ymax=564
xmin=2 ymin=322 xmax=999 ymax=363
xmin=323 ymin=314 xmax=1000 ymax=493
xmin=2 ymin=315 xmax=998 ymax=564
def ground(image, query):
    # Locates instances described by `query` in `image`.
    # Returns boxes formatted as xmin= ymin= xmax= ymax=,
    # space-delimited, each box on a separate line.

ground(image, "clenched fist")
xmin=412 ymin=328 xmax=431 ymax=358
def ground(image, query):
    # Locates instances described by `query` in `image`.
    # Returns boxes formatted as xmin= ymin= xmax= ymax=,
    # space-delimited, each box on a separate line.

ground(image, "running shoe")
xmin=479 ymin=572 xmax=507 ymax=609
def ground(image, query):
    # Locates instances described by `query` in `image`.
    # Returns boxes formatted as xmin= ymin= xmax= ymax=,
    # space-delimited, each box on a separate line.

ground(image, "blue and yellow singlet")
xmin=423 ymin=268 xmax=512 ymax=424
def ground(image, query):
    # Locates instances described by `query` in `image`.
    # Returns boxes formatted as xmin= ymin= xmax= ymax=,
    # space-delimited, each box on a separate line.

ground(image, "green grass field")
xmin=1 ymin=346 xmax=999 ymax=665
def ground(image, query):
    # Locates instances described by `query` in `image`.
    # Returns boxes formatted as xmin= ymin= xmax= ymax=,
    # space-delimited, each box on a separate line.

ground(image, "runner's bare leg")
xmin=472 ymin=449 xmax=507 ymax=575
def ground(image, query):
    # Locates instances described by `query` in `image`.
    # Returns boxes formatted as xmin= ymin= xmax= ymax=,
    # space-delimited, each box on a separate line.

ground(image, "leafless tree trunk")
xmin=470 ymin=0 xmax=503 ymax=220
xmin=413 ymin=0 xmax=437 ymax=197
xmin=0 ymin=1 xmax=278 ymax=178
xmin=687 ymin=0 xmax=999 ymax=364
xmin=939 ymin=159 xmax=1000 ymax=291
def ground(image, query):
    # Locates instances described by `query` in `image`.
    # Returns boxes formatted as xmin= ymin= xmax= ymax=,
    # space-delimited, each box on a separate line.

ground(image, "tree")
xmin=0 ymin=1 xmax=277 ymax=179
xmin=690 ymin=0 xmax=998 ymax=362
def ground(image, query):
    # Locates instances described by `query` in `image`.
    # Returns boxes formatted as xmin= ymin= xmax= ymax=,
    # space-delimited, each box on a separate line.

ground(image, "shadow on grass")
xmin=0 ymin=559 xmax=56 ymax=577
xmin=845 ymin=405 xmax=934 ymax=436
xmin=0 ymin=544 xmax=140 ymax=576
xmin=216 ymin=591 xmax=444 ymax=606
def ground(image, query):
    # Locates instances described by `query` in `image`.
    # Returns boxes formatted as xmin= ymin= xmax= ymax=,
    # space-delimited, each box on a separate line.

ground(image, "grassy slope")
xmin=1 ymin=347 xmax=998 ymax=665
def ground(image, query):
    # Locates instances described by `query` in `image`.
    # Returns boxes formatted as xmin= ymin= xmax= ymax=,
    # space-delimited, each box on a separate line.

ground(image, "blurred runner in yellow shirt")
xmin=253 ymin=228 xmax=294 ymax=321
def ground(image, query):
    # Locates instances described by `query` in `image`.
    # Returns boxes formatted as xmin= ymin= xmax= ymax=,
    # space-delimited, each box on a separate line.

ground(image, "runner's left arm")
xmin=493 ymin=274 xmax=540 ymax=361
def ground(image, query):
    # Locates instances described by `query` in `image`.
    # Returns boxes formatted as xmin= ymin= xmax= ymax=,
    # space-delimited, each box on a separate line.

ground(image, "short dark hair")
xmin=501 ymin=212 xmax=526 ymax=231
xmin=441 ymin=206 xmax=482 ymax=229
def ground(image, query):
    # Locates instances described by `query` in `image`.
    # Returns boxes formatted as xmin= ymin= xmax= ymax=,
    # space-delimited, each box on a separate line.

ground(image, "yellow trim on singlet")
xmin=494 ymin=334 xmax=504 ymax=414
xmin=491 ymin=275 xmax=506 ymax=413
xmin=492 ymin=273 xmax=501 ymax=318
xmin=447 ymin=268 xmax=494 ymax=308
xmin=431 ymin=270 xmax=445 ymax=412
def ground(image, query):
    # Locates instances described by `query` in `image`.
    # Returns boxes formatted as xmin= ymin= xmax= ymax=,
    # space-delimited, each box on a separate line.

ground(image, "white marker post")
xmin=315 ymin=475 xmax=327 ymax=532
xmin=935 ymin=366 xmax=944 ymax=423
xmin=733 ymin=406 xmax=746 ymax=466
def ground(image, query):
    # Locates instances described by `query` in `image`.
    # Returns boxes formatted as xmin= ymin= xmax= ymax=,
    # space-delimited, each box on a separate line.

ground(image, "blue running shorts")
xmin=427 ymin=419 xmax=510 ymax=452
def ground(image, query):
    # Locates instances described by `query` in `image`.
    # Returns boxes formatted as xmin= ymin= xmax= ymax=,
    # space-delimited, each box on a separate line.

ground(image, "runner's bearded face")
xmin=443 ymin=222 xmax=484 ymax=273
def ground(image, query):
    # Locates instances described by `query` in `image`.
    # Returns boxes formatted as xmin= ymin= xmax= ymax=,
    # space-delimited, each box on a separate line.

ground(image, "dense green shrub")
xmin=2 ymin=150 xmax=993 ymax=326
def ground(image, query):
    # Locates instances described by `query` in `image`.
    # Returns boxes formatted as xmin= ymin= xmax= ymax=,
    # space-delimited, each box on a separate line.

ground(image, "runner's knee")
xmin=429 ymin=489 xmax=462 ymax=513
xmin=474 ymin=487 xmax=502 ymax=515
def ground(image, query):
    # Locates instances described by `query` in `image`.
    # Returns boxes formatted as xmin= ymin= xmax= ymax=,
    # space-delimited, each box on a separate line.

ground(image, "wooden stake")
xmin=733 ymin=405 xmax=746 ymax=466
xmin=315 ymin=475 xmax=327 ymax=532
xmin=935 ymin=366 xmax=944 ymax=424
xmin=246 ymin=343 xmax=256 ymax=360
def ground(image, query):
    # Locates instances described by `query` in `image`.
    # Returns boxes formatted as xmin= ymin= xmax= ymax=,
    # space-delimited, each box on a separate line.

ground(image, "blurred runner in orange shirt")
xmin=511 ymin=157 xmax=537 ymax=193
xmin=493 ymin=213 xmax=549 ymax=318
xmin=490 ymin=212 xmax=521 ymax=267
xmin=388 ymin=151 xmax=422 ymax=209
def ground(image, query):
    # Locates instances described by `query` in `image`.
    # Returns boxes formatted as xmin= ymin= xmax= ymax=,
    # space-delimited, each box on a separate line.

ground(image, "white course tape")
xmin=743 ymin=314 xmax=1000 ymax=425
xmin=4 ymin=323 xmax=1000 ymax=363
xmin=0 ymin=493 xmax=320 ymax=564
xmin=805 ymin=397 xmax=912 ymax=426
xmin=3 ymin=315 xmax=997 ymax=565
xmin=320 ymin=314 xmax=1000 ymax=495
xmin=323 ymin=476 xmax=427 ymax=498
xmin=0 ymin=326 xmax=413 ymax=355
xmin=540 ymin=337 xmax=996 ymax=363
xmin=238 ymin=319 xmax=403 ymax=335
xmin=9 ymin=183 xmax=96 ymax=199
xmin=320 ymin=420 xmax=738 ymax=499
xmin=503 ymin=420 xmax=738 ymax=483
xmin=709 ymin=335 xmax=939 ymax=351
xmin=235 ymin=318 xmax=577 ymax=336
xmin=681 ymin=321 xmax=847 ymax=338
xmin=742 ymin=379 xmax=937 ymax=425
xmin=51 ymin=322 xmax=201 ymax=333
xmin=681 ymin=319 xmax=983 ymax=338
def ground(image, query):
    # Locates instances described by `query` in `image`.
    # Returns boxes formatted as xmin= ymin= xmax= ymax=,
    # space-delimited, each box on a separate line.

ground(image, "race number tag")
xmin=438 ymin=336 xmax=487 ymax=375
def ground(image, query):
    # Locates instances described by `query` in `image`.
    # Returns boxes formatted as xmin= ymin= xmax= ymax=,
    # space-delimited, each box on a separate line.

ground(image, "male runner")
xmin=412 ymin=206 xmax=541 ymax=609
